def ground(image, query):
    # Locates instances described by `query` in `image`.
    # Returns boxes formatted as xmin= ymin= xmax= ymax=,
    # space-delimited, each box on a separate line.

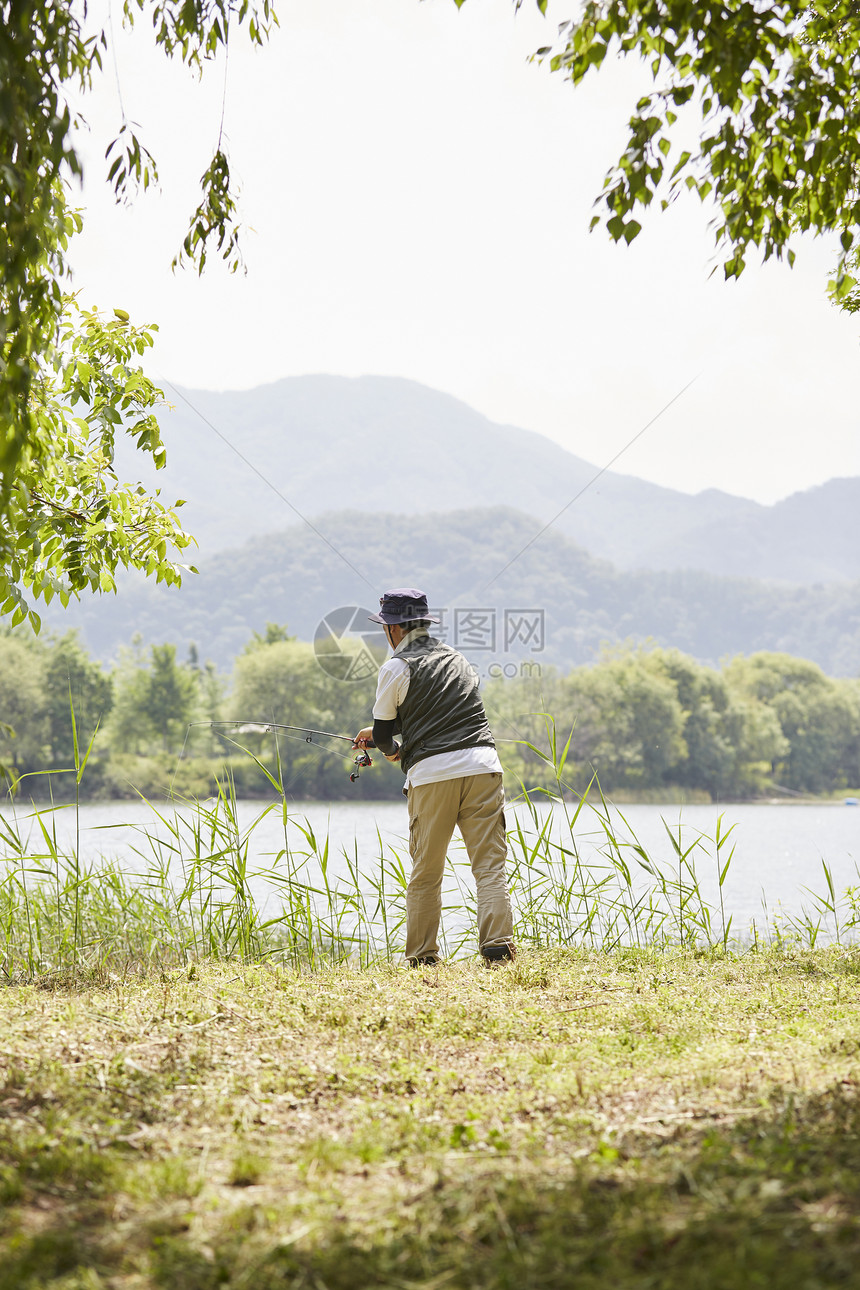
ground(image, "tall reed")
xmin=0 ymin=719 xmax=857 ymax=980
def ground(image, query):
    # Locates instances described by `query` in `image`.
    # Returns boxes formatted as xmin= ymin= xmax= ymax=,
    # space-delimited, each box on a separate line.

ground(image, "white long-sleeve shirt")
xmin=372 ymin=628 xmax=503 ymax=788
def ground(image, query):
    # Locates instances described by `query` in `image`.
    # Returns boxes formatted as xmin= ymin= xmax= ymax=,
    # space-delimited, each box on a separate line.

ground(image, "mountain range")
xmin=112 ymin=375 xmax=859 ymax=584
xmin=40 ymin=375 xmax=858 ymax=675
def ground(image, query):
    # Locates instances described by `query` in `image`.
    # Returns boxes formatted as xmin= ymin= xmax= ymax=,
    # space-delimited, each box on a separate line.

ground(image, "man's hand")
xmin=356 ymin=722 xmax=399 ymax=761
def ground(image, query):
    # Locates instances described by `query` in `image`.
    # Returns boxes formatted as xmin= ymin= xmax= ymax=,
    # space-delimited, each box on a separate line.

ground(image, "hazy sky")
xmin=67 ymin=0 xmax=860 ymax=505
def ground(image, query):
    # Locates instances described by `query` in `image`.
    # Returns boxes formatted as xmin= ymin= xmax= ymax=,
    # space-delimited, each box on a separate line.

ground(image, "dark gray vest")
xmin=395 ymin=636 xmax=495 ymax=775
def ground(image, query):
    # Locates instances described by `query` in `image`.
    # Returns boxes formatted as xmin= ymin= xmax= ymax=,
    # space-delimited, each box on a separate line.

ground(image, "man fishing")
xmin=353 ymin=588 xmax=516 ymax=967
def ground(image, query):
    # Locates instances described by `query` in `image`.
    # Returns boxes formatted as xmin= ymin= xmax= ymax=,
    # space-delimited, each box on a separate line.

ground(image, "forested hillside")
xmin=43 ymin=508 xmax=860 ymax=677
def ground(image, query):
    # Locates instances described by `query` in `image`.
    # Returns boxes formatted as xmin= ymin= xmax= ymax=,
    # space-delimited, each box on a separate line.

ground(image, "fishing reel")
xmin=350 ymin=750 xmax=373 ymax=782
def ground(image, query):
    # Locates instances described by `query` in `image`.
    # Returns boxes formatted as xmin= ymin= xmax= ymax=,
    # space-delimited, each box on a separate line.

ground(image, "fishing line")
xmin=474 ymin=372 xmax=701 ymax=594
xmin=218 ymin=727 xmax=338 ymax=798
xmin=188 ymin=720 xmax=376 ymax=792
xmin=188 ymin=720 xmax=526 ymax=793
xmin=480 ymin=694 xmax=590 ymax=806
xmin=199 ymin=720 xmax=359 ymax=745
xmin=427 ymin=379 xmax=701 ymax=800
xmin=169 ymin=723 xmax=340 ymax=804
xmin=162 ymin=381 xmax=377 ymax=593
xmin=266 ymin=726 xmax=372 ymax=795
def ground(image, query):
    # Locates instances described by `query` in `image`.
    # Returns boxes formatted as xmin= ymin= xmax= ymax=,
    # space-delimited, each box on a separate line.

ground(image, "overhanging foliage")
xmin=0 ymin=299 xmax=196 ymax=631
xmin=0 ymin=0 xmax=275 ymax=568
xmin=503 ymin=0 xmax=860 ymax=302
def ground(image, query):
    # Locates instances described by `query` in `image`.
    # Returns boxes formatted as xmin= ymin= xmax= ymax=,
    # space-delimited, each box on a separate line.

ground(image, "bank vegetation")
xmin=1 ymin=625 xmax=858 ymax=803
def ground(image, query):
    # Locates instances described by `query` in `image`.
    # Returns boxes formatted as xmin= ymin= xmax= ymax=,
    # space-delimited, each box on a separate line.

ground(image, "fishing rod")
xmin=191 ymin=720 xmax=522 ymax=786
xmin=190 ymin=720 xmax=377 ymax=782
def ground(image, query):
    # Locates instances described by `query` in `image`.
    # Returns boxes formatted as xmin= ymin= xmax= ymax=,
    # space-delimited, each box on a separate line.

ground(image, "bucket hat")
xmin=368 ymin=588 xmax=440 ymax=626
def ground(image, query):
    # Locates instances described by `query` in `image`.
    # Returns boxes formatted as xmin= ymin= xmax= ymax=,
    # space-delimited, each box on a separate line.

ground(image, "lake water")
xmin=2 ymin=797 xmax=858 ymax=938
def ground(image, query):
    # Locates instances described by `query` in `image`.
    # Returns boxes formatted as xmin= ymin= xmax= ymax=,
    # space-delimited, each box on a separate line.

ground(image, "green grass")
xmin=1 ymin=736 xmax=859 ymax=1284
xmin=0 ymin=950 xmax=859 ymax=1287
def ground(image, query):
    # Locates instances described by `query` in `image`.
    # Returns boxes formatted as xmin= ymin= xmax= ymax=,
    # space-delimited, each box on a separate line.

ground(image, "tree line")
xmin=0 ymin=626 xmax=857 ymax=803
xmin=485 ymin=647 xmax=860 ymax=800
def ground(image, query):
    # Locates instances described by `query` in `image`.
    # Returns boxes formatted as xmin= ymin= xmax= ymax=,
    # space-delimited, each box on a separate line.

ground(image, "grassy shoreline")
xmin=2 ymin=784 xmax=857 ymax=982
xmin=2 ymin=948 xmax=859 ymax=1288
xmin=7 ymin=777 xmax=860 ymax=806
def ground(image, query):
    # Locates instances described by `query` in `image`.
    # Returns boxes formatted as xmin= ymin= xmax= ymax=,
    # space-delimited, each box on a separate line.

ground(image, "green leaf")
xmin=538 ymin=0 xmax=860 ymax=305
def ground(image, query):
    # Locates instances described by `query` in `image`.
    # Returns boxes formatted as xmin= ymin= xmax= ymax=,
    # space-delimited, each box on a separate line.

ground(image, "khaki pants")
xmin=405 ymin=772 xmax=514 ymax=962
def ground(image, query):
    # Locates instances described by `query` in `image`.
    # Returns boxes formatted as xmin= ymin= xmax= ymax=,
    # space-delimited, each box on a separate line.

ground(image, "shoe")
xmin=407 ymin=956 xmax=439 ymax=967
xmin=481 ymin=943 xmax=517 ymax=966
